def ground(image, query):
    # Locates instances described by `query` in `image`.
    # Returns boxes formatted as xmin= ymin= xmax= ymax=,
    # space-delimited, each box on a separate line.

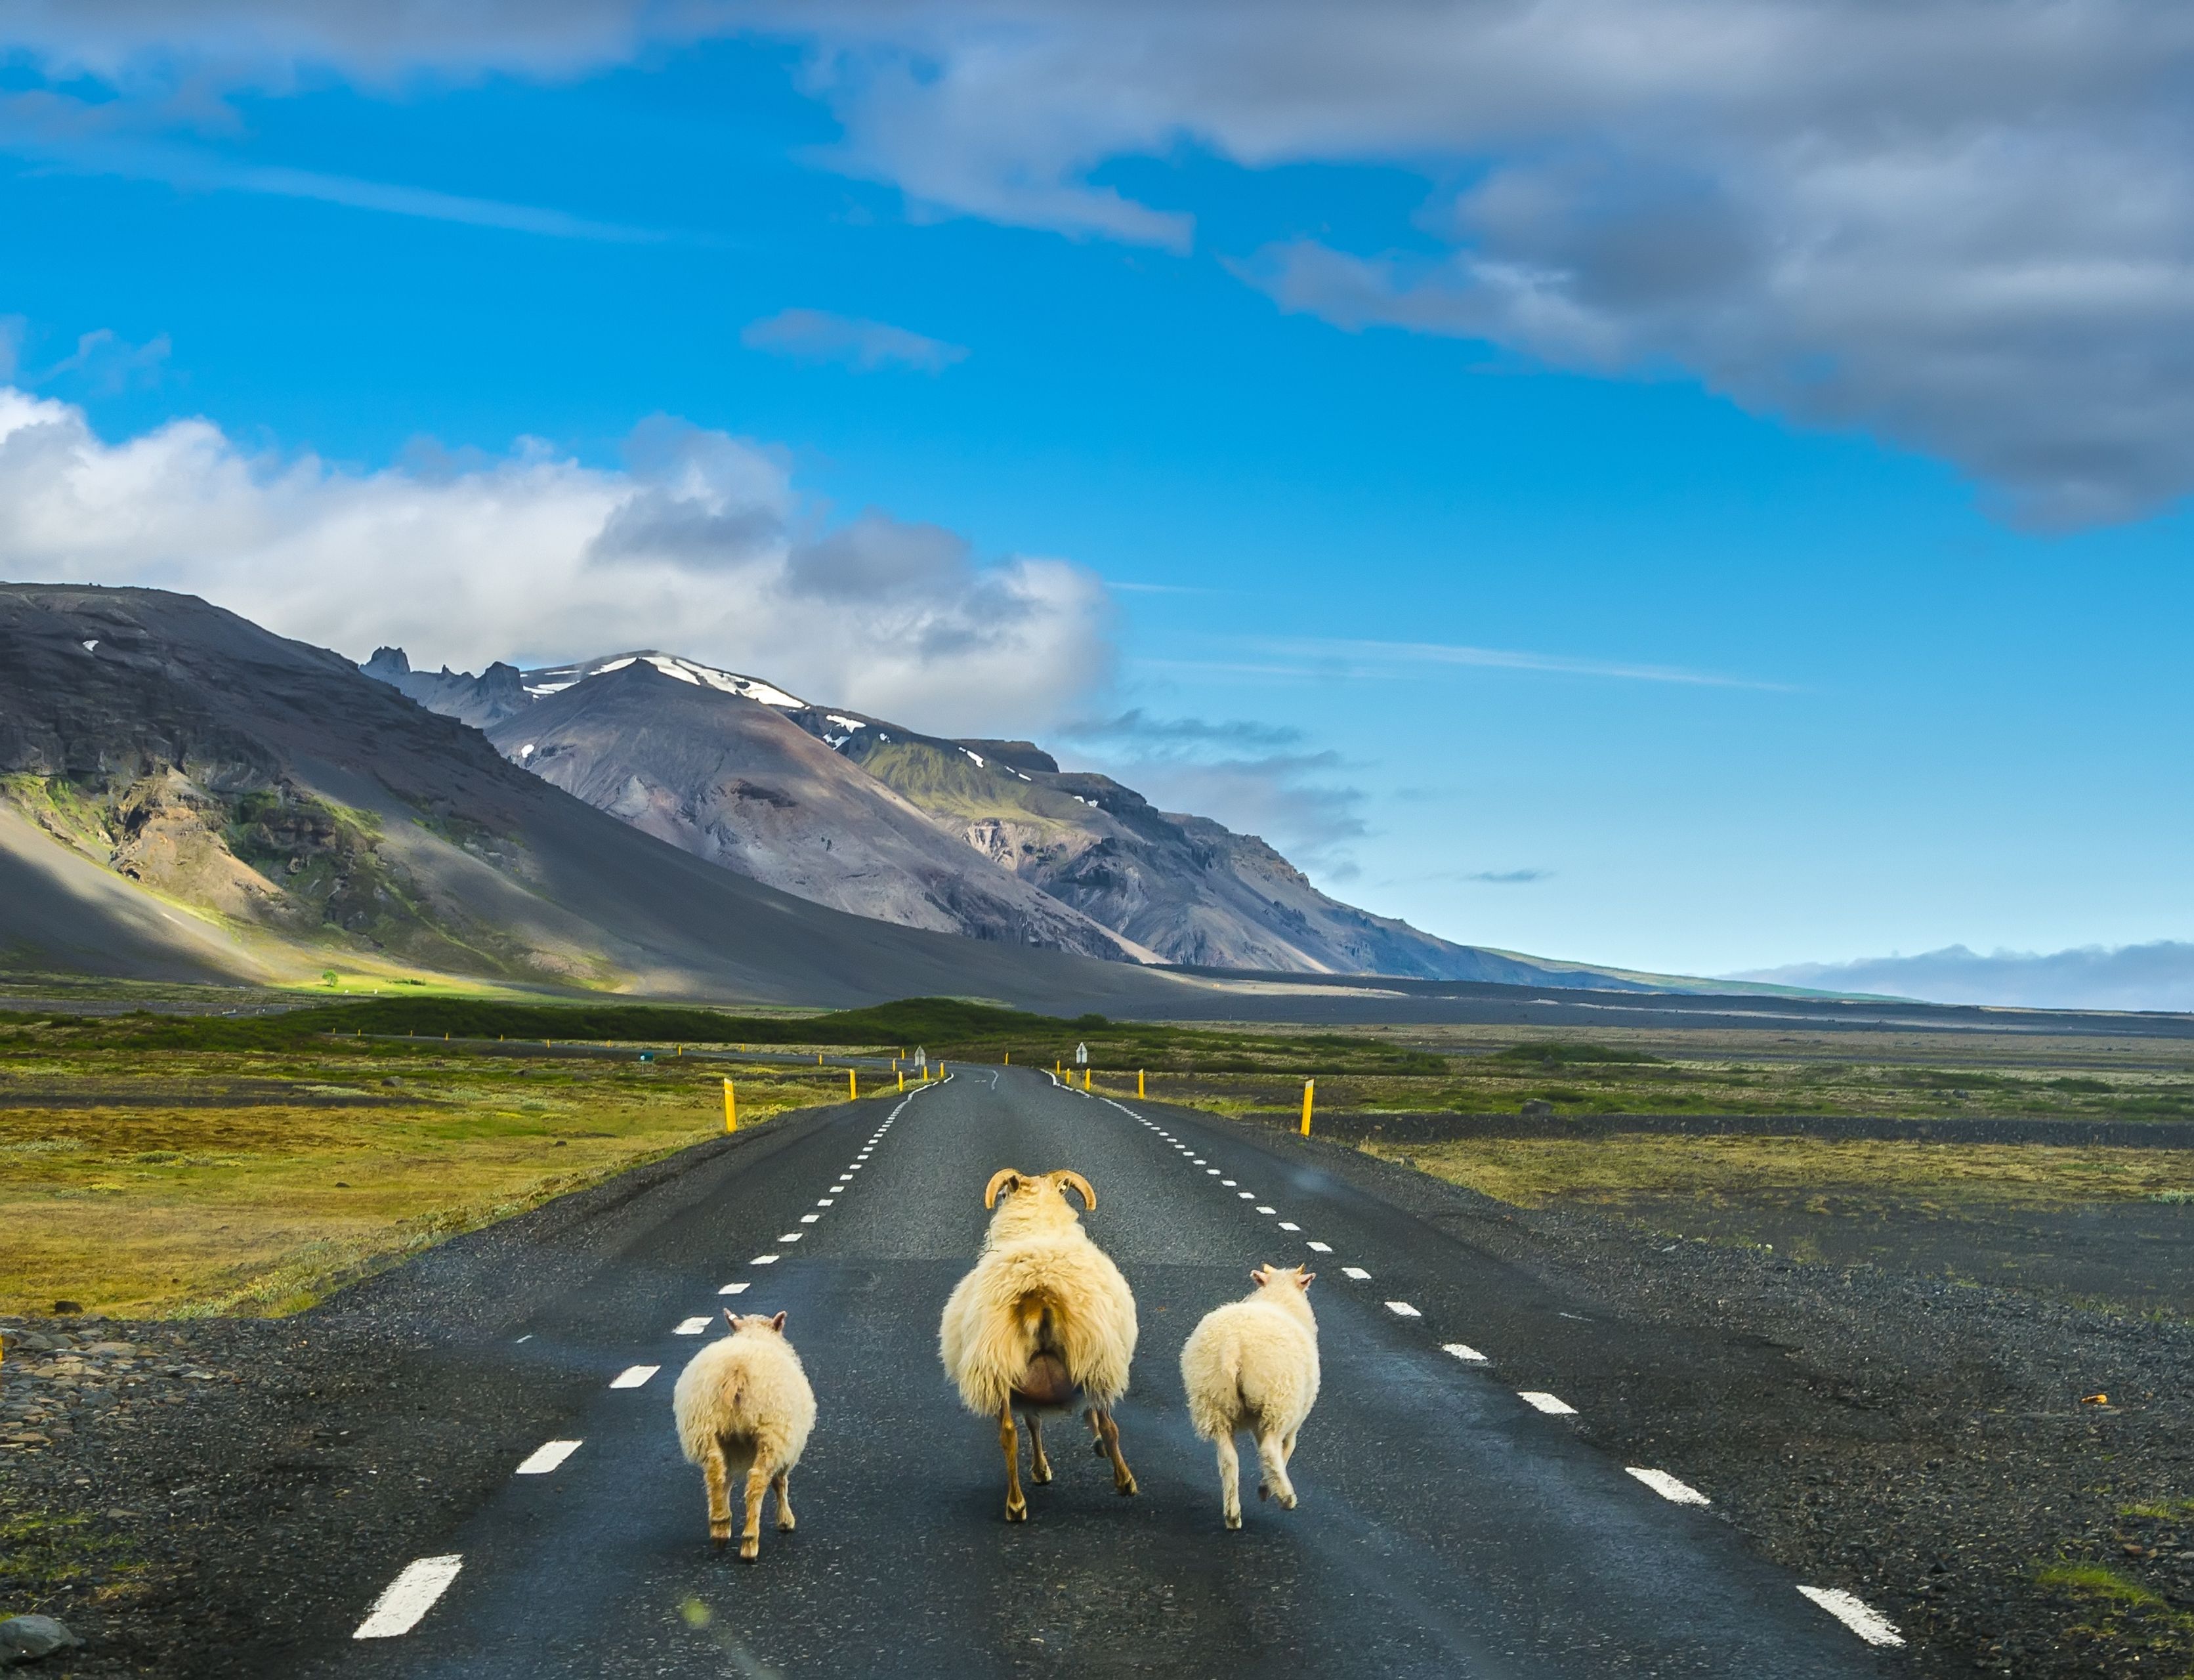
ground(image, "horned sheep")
xmin=671 ymin=1309 xmax=816 ymax=1559
xmin=938 ymin=1167 xmax=1141 ymax=1521
xmin=1179 ymin=1263 xmax=1320 ymax=1528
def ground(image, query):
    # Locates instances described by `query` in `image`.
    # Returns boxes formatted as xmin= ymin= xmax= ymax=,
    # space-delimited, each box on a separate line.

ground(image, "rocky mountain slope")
xmin=0 ymin=585 xmax=1216 ymax=1012
xmin=373 ymin=647 xmax=1662 ymax=986
xmin=481 ymin=660 xmax=1149 ymax=961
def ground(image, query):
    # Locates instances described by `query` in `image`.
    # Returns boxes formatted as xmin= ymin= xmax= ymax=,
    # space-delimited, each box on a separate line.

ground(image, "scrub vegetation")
xmin=0 ymin=1036 xmax=856 ymax=1320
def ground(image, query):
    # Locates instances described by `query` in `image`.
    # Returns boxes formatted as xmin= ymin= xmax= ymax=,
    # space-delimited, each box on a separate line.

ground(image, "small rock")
xmin=0 ymin=1612 xmax=83 ymax=1665
xmin=49 ymin=1302 xmax=81 ymax=1316
xmin=1521 ymin=1099 xmax=1555 ymax=1120
xmin=83 ymin=1342 xmax=135 ymax=1356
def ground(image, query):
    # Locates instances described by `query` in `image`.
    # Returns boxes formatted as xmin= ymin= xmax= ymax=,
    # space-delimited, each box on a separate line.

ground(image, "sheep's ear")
xmin=723 ymin=1309 xmax=740 ymax=1329
xmin=770 ymin=1311 xmax=788 ymax=1332
xmin=1250 ymin=1267 xmax=1268 ymax=1285
xmin=1297 ymin=1271 xmax=1315 ymax=1290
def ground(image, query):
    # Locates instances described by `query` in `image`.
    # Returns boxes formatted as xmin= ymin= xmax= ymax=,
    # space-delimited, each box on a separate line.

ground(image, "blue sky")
xmin=3 ymin=5 xmax=2190 ymax=999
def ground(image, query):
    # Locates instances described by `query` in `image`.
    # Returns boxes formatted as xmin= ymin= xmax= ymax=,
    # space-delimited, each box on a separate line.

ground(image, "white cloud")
xmin=742 ymin=307 xmax=968 ymax=372
xmin=0 ymin=388 xmax=1113 ymax=735
xmin=17 ymin=3 xmax=2194 ymax=519
xmin=1735 ymin=942 xmax=2194 ymax=1013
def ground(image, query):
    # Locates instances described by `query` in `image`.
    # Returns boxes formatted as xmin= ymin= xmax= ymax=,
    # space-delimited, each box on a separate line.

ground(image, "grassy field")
xmin=0 ymin=1042 xmax=856 ymax=1319
xmin=1128 ymin=1026 xmax=2194 ymax=1124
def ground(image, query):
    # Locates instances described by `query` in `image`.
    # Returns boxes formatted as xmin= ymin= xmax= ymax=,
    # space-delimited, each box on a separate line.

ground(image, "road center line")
xmin=352 ymin=1555 xmax=463 ymax=1639
xmin=1341 ymin=1266 xmax=1370 ymax=1280
xmin=751 ymin=1254 xmax=780 ymax=1265
xmin=1255 ymin=1204 xmax=1276 ymax=1214
xmin=515 ymin=1440 xmax=582 ymax=1475
xmin=610 ymin=1365 xmax=659 ymax=1389
xmin=1519 ymin=1391 xmax=1577 ymax=1416
xmin=719 ymin=1282 xmax=749 ymax=1295
xmin=1278 ymin=1222 xmax=1301 ymax=1231
xmin=673 ymin=1316 xmax=711 ymax=1334
xmin=1306 ymin=1241 xmax=1332 ymax=1253
xmin=1796 ymin=1586 xmax=1905 ymax=1648
xmin=1385 ymin=1301 xmax=1421 ymax=1318
xmin=1442 ymin=1342 xmax=1487 ymax=1362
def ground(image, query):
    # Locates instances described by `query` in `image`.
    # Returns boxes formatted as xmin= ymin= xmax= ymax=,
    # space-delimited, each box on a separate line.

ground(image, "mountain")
xmin=369 ymin=647 xmax=1636 ymax=983
xmin=0 ymin=583 xmax=1222 ymax=1011
xmin=480 ymin=659 xmax=1151 ymax=961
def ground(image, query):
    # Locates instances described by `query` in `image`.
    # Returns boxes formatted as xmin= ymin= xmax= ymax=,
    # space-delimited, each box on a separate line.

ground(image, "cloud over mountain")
xmin=1736 ymin=942 xmax=2194 ymax=1013
xmin=0 ymin=388 xmax=1111 ymax=736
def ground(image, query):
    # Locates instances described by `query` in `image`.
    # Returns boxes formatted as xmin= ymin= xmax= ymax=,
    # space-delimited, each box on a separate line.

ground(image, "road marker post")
xmin=1084 ymin=1067 xmax=1091 ymax=1092
xmin=898 ymin=1070 xmax=905 ymax=1093
xmin=1300 ymin=1080 xmax=1315 ymax=1137
xmin=848 ymin=1068 xmax=857 ymax=1101
xmin=723 ymin=1079 xmax=737 ymax=1133
xmin=1003 ymin=1051 xmax=1010 ymax=1064
xmin=1137 ymin=1069 xmax=1145 ymax=1098
xmin=816 ymin=1051 xmax=823 ymax=1066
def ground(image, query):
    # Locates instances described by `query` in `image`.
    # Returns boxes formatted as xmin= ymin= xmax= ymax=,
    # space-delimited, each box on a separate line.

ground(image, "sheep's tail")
xmin=1185 ymin=1338 xmax=1245 ymax=1442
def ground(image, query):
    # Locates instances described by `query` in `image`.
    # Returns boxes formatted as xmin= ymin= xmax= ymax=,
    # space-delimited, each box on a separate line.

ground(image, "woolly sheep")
xmin=672 ymin=1309 xmax=816 ymax=1559
xmin=1179 ymin=1263 xmax=1320 ymax=1529
xmin=938 ymin=1167 xmax=1141 ymax=1522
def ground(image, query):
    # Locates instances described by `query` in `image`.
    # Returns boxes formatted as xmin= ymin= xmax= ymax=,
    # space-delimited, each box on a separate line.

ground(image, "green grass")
xmin=5 ymin=996 xmax=1444 ymax=1076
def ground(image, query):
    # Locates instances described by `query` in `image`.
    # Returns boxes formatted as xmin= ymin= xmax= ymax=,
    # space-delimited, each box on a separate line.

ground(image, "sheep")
xmin=1179 ymin=1263 xmax=1320 ymax=1530
xmin=938 ymin=1167 xmax=1140 ymax=1522
xmin=671 ymin=1309 xmax=816 ymax=1559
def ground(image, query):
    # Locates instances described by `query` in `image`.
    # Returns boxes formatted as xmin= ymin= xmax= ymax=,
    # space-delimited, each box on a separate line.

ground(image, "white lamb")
xmin=1179 ymin=1264 xmax=1320 ymax=1529
xmin=938 ymin=1167 xmax=1140 ymax=1522
xmin=671 ymin=1309 xmax=816 ymax=1559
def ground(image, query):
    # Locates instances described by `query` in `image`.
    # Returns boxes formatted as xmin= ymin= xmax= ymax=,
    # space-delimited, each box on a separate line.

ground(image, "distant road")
xmin=316 ymin=1066 xmax=1891 ymax=1677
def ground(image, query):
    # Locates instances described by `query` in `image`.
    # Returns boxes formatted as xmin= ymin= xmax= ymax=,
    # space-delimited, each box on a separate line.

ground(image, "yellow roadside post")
xmin=1084 ymin=1067 xmax=1091 ymax=1093
xmin=898 ymin=1070 xmax=905 ymax=1093
xmin=1299 ymin=1080 xmax=1315 ymax=1137
xmin=817 ymin=1051 xmax=823 ymax=1066
xmin=1055 ymin=1060 xmax=1062 ymax=1080
xmin=1138 ymin=1069 xmax=1145 ymax=1098
xmin=723 ymin=1079 xmax=738 ymax=1133
xmin=1003 ymin=1051 xmax=1010 ymax=1065
xmin=849 ymin=1068 xmax=858 ymax=1101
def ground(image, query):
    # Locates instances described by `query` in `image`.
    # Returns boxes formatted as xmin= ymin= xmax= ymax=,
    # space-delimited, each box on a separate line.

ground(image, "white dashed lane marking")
xmin=1442 ymin=1342 xmax=1487 ymax=1363
xmin=800 ymin=1213 xmax=820 ymax=1223
xmin=1341 ymin=1266 xmax=1370 ymax=1281
xmin=1519 ymin=1391 xmax=1578 ymax=1416
xmin=778 ymin=1232 xmax=804 ymax=1242
xmin=1385 ymin=1301 xmax=1421 ymax=1318
xmin=1798 ymin=1586 xmax=1906 ymax=1648
xmin=1237 ymin=1192 xmax=1255 ymax=1200
xmin=609 ymin=1366 xmax=658 ymax=1389
xmin=718 ymin=1282 xmax=749 ymax=1295
xmin=1305 ymin=1241 xmax=1332 ymax=1253
xmin=673 ymin=1316 xmax=711 ymax=1335
xmin=1626 ymin=1467 xmax=1710 ymax=1507
xmin=1255 ymin=1205 xmax=1276 ymax=1215
xmin=515 ymin=1440 xmax=582 ymax=1475
xmin=751 ymin=1254 xmax=780 ymax=1266
xmin=1278 ymin=1222 xmax=1301 ymax=1231
xmin=353 ymin=1554 xmax=463 ymax=1639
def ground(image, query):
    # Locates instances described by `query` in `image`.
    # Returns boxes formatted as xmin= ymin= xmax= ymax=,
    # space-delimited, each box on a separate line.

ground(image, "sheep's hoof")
xmin=1114 ymin=1475 xmax=1139 ymax=1497
xmin=777 ymin=1515 xmax=796 ymax=1532
xmin=1257 ymin=1484 xmax=1270 ymax=1502
xmin=1005 ymin=1501 xmax=1028 ymax=1523
xmin=1091 ymin=1438 xmax=1108 ymax=1458
xmin=1277 ymin=1491 xmax=1297 ymax=1510
xmin=739 ymin=1540 xmax=760 ymax=1562
xmin=1030 ymin=1463 xmax=1053 ymax=1485
xmin=1224 ymin=1513 xmax=1241 ymax=1531
xmin=711 ymin=1532 xmax=728 ymax=1549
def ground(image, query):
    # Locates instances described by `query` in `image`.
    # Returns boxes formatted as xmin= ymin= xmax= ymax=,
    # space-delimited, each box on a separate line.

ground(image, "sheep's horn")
xmin=983 ymin=1168 xmax=1022 ymax=1209
xmin=1053 ymin=1170 xmax=1097 ymax=1211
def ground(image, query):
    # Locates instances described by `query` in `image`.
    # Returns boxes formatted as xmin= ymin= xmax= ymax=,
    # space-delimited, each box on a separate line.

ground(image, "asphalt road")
xmin=318 ymin=1067 xmax=1897 ymax=1678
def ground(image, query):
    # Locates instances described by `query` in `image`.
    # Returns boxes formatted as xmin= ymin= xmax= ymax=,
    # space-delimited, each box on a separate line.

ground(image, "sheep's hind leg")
xmin=702 ymin=1440 xmax=733 ymax=1547
xmin=740 ymin=1464 xmax=770 ymax=1561
xmin=1024 ymin=1411 xmax=1053 ymax=1484
xmin=1093 ymin=1407 xmax=1139 ymax=1497
xmin=1215 ymin=1433 xmax=1242 ymax=1530
xmin=772 ymin=1468 xmax=795 ymax=1532
xmin=1255 ymin=1430 xmax=1297 ymax=1511
xmin=999 ymin=1400 xmax=1028 ymax=1522
xmin=1087 ymin=1405 xmax=1107 ymax=1458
